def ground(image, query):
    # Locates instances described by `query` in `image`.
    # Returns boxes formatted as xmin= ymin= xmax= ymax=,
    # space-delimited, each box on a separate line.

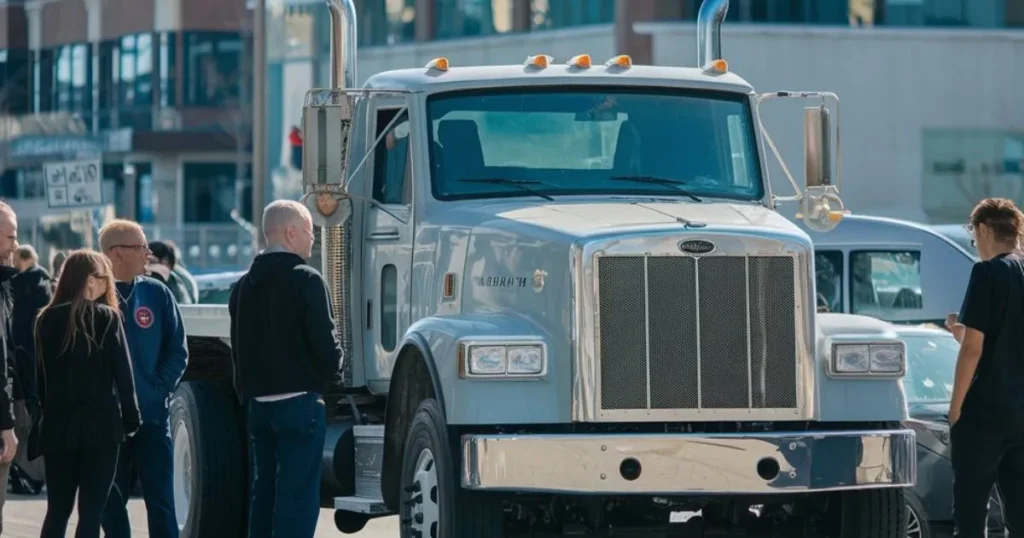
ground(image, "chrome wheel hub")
xmin=406 ymin=448 xmax=440 ymax=538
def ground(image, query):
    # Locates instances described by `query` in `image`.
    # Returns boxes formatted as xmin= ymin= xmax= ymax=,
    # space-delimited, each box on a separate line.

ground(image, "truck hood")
xmin=455 ymin=199 xmax=800 ymax=237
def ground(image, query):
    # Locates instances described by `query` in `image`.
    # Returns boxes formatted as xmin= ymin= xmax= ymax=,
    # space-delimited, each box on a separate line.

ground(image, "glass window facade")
xmin=184 ymin=31 xmax=244 ymax=107
xmin=358 ymin=0 xmax=416 ymax=46
xmin=530 ymin=0 xmax=614 ymax=30
xmin=182 ymin=162 xmax=247 ymax=223
xmin=0 ymin=49 xmax=30 ymax=114
xmin=435 ymin=0 xmax=515 ymax=38
xmin=691 ymin=0 xmax=1019 ymax=28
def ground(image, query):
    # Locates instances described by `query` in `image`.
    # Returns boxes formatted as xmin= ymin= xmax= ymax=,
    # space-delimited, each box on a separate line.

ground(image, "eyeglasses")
xmin=113 ymin=244 xmax=151 ymax=252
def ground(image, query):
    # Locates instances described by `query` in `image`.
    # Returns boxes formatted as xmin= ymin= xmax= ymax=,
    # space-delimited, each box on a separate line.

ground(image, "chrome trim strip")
xmin=694 ymin=257 xmax=703 ymax=410
xmin=643 ymin=256 xmax=652 ymax=409
xmin=745 ymin=255 xmax=752 ymax=408
xmin=462 ymin=429 xmax=917 ymax=495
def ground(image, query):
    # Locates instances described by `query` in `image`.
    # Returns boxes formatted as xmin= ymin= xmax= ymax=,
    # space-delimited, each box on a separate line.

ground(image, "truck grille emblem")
xmin=679 ymin=239 xmax=716 ymax=255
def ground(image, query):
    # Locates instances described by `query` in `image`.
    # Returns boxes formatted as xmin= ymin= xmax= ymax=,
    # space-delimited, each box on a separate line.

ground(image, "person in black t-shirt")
xmin=947 ymin=197 xmax=1024 ymax=538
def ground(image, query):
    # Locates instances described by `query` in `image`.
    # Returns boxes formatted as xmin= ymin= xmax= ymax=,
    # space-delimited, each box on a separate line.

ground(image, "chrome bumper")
xmin=461 ymin=429 xmax=916 ymax=495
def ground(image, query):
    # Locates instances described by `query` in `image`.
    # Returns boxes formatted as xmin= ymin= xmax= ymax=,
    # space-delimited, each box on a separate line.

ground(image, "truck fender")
xmin=379 ymin=331 xmax=446 ymax=510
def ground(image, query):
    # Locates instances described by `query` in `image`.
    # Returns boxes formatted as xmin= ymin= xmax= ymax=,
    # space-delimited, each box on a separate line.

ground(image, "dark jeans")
xmin=952 ymin=416 xmax=1024 ymax=537
xmin=247 ymin=392 xmax=326 ymax=538
xmin=40 ymin=443 xmax=120 ymax=538
xmin=101 ymin=422 xmax=179 ymax=538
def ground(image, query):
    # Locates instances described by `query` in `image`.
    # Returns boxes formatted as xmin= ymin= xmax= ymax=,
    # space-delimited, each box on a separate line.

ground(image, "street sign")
xmin=44 ymin=158 xmax=103 ymax=209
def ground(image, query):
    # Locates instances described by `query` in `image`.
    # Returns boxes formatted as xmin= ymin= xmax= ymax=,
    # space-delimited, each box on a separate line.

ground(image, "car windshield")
xmin=426 ymin=88 xmax=764 ymax=202
xmin=902 ymin=334 xmax=958 ymax=404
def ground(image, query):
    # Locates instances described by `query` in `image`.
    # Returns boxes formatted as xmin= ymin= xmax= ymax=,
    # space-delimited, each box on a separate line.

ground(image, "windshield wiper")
xmin=610 ymin=176 xmax=703 ymax=202
xmin=459 ymin=178 xmax=554 ymax=201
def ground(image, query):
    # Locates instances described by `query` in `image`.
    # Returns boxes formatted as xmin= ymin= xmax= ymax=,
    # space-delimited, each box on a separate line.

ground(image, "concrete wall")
xmin=336 ymin=24 xmax=1023 ymax=223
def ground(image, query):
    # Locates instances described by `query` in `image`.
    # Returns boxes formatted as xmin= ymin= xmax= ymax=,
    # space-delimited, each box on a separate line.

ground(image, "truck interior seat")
xmin=437 ymin=119 xmax=485 ymax=182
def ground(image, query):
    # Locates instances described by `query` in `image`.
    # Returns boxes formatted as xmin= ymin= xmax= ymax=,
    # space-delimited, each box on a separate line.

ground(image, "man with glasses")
xmin=99 ymin=219 xmax=188 ymax=538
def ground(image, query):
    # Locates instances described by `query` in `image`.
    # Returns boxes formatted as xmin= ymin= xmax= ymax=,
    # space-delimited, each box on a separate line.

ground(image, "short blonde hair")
xmin=99 ymin=219 xmax=145 ymax=253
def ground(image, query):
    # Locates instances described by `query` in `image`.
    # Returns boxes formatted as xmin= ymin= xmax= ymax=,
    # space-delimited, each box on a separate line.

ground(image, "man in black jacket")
xmin=0 ymin=202 xmax=20 ymax=534
xmin=229 ymin=200 xmax=342 ymax=538
xmin=8 ymin=245 xmax=52 ymax=491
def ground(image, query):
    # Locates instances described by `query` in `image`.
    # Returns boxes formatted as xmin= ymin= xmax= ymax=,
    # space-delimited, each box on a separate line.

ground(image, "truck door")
xmin=362 ymin=104 xmax=414 ymax=381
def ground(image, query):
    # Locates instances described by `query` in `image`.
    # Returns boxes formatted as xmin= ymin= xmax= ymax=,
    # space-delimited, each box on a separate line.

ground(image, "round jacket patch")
xmin=135 ymin=306 xmax=154 ymax=329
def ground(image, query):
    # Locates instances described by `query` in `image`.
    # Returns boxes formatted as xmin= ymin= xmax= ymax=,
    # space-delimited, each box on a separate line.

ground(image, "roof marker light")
xmin=704 ymin=58 xmax=728 ymax=74
xmin=525 ymin=54 xmax=553 ymax=69
xmin=605 ymin=55 xmax=633 ymax=69
xmin=567 ymin=54 xmax=592 ymax=68
xmin=425 ymin=57 xmax=450 ymax=72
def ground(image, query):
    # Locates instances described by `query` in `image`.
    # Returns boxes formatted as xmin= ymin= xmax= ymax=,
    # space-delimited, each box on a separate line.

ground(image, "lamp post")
xmin=251 ymin=0 xmax=267 ymax=252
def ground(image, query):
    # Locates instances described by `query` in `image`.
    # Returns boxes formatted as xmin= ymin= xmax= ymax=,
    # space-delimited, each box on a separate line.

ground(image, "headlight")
xmin=460 ymin=340 xmax=548 ymax=378
xmin=831 ymin=342 xmax=906 ymax=377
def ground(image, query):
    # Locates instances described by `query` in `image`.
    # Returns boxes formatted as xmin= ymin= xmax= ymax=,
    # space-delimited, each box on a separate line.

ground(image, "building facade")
xmin=0 ymin=0 xmax=254 ymax=271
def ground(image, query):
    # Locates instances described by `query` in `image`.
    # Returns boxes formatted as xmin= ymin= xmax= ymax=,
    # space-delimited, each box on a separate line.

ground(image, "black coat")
xmin=34 ymin=302 xmax=141 ymax=454
xmin=0 ymin=265 xmax=19 ymax=431
xmin=10 ymin=265 xmax=54 ymax=402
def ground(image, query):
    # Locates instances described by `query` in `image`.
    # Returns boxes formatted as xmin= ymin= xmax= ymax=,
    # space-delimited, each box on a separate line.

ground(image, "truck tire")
xmin=171 ymin=381 xmax=248 ymax=538
xmin=398 ymin=398 xmax=504 ymax=538
xmin=839 ymin=488 xmax=908 ymax=538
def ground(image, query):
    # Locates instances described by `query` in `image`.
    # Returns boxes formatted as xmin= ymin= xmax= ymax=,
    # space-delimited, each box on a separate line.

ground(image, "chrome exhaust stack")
xmin=697 ymin=0 xmax=729 ymax=70
xmin=299 ymin=0 xmax=358 ymax=384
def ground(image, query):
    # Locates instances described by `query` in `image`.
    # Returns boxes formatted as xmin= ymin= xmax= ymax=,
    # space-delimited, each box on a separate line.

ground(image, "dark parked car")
xmin=898 ymin=324 xmax=1004 ymax=538
xmin=195 ymin=270 xmax=245 ymax=304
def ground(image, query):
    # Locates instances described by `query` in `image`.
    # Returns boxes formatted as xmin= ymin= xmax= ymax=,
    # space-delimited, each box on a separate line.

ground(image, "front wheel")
xmin=838 ymin=488 xmax=908 ymax=538
xmin=398 ymin=399 xmax=504 ymax=538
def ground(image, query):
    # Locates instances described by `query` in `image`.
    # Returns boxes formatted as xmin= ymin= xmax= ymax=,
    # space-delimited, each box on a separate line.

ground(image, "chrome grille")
xmin=597 ymin=255 xmax=798 ymax=413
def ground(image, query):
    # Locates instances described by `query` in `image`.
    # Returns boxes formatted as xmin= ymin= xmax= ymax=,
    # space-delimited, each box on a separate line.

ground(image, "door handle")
xmin=368 ymin=228 xmax=400 ymax=240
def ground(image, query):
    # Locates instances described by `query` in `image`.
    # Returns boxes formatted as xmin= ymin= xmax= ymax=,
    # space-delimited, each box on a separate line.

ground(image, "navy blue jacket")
xmin=115 ymin=276 xmax=188 ymax=424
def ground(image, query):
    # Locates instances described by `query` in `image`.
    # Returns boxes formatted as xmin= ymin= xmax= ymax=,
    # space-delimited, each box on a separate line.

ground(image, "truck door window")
xmin=849 ymin=251 xmax=923 ymax=315
xmin=814 ymin=250 xmax=842 ymax=313
xmin=380 ymin=264 xmax=397 ymax=352
xmin=372 ymin=109 xmax=412 ymax=205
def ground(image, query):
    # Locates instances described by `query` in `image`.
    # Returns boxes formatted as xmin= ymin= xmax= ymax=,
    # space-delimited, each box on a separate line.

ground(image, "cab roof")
xmin=361 ymin=64 xmax=756 ymax=95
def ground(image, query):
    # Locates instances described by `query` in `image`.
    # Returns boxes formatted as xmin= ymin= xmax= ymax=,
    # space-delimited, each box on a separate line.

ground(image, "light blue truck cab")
xmin=792 ymin=214 xmax=976 ymax=325
xmin=173 ymin=0 xmax=915 ymax=536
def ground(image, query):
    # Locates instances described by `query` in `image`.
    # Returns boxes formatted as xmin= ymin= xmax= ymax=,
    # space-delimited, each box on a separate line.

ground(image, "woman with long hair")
xmin=33 ymin=250 xmax=140 ymax=538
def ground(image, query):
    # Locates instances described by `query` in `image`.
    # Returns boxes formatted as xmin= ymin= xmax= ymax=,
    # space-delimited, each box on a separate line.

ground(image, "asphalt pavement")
xmin=2 ymin=494 xmax=399 ymax=537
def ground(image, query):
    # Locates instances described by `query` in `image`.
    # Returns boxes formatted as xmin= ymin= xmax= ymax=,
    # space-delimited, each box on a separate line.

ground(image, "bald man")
xmin=98 ymin=219 xmax=187 ymax=538
xmin=229 ymin=200 xmax=342 ymax=538
xmin=0 ymin=202 xmax=19 ymax=535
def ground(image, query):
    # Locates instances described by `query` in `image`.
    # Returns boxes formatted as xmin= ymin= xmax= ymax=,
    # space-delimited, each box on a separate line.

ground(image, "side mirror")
xmin=803 ymin=106 xmax=832 ymax=189
xmin=300 ymin=89 xmax=356 ymax=227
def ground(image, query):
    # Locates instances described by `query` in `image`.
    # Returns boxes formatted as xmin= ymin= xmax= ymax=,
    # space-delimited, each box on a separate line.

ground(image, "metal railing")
xmin=142 ymin=223 xmax=256 ymax=274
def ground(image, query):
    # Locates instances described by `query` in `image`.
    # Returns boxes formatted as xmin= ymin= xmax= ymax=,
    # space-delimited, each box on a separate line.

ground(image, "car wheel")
xmin=906 ymin=494 xmax=932 ymax=538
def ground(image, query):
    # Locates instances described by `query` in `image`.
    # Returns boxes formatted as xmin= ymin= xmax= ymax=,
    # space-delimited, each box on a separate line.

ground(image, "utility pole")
xmin=251 ymin=0 xmax=266 ymax=251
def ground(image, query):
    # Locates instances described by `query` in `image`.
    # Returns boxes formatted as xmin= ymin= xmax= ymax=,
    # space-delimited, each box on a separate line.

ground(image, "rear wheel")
xmin=398 ymin=399 xmax=504 ymax=538
xmin=170 ymin=381 xmax=248 ymax=538
xmin=905 ymin=493 xmax=931 ymax=538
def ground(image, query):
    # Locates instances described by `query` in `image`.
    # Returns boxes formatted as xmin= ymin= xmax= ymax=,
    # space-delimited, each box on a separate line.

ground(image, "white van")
xmin=792 ymin=214 xmax=976 ymax=325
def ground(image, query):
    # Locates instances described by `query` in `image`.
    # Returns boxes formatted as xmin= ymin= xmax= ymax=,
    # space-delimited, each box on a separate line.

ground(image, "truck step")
xmin=334 ymin=496 xmax=393 ymax=515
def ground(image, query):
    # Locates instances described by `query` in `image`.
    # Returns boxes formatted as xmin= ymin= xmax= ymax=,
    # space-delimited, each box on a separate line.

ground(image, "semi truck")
xmin=174 ymin=0 xmax=917 ymax=535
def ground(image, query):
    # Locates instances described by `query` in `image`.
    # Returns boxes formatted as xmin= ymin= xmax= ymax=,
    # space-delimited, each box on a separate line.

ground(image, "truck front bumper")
xmin=461 ymin=429 xmax=916 ymax=495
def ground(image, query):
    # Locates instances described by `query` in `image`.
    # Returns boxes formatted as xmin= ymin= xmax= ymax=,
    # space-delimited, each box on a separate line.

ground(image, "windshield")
xmin=426 ymin=88 xmax=764 ymax=202
xmin=903 ymin=334 xmax=958 ymax=404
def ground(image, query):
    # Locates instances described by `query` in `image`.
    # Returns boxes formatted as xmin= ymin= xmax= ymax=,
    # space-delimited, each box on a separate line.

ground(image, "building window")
xmin=435 ymin=0 xmax=514 ymax=39
xmin=0 ymin=49 xmax=30 ymax=114
xmin=182 ymin=162 xmax=243 ymax=223
xmin=52 ymin=43 xmax=91 ymax=115
xmin=184 ymin=32 xmax=243 ymax=107
xmin=115 ymin=33 xmax=155 ymax=129
xmin=358 ymin=0 xmax=415 ymax=46
xmin=531 ymin=0 xmax=613 ymax=30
